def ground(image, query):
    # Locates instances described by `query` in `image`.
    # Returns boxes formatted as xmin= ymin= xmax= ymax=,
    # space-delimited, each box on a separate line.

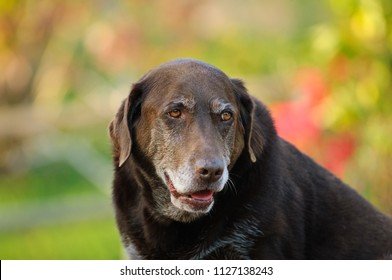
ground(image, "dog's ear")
xmin=109 ymin=82 xmax=143 ymax=167
xmin=231 ymin=78 xmax=259 ymax=163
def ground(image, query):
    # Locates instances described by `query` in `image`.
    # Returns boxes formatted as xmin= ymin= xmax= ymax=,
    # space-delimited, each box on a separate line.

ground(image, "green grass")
xmin=0 ymin=161 xmax=99 ymax=206
xmin=0 ymin=218 xmax=122 ymax=259
xmin=0 ymin=153 xmax=121 ymax=259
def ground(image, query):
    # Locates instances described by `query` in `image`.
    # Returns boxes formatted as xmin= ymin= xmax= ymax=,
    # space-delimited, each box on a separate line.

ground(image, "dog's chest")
xmin=125 ymin=219 xmax=262 ymax=259
xmin=193 ymin=225 xmax=262 ymax=259
xmin=125 ymin=242 xmax=143 ymax=260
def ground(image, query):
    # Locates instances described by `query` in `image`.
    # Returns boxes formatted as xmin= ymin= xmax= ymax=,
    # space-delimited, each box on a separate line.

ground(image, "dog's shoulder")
xmin=246 ymin=101 xmax=392 ymax=258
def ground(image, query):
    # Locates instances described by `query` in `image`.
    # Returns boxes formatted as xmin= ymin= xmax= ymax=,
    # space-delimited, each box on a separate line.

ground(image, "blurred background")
xmin=0 ymin=0 xmax=391 ymax=259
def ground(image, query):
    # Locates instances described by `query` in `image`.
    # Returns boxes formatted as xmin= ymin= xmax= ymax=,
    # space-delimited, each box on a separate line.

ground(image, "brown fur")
xmin=109 ymin=59 xmax=392 ymax=259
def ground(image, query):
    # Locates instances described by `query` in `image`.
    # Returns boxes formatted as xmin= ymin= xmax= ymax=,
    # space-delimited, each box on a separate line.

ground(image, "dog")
xmin=109 ymin=58 xmax=392 ymax=259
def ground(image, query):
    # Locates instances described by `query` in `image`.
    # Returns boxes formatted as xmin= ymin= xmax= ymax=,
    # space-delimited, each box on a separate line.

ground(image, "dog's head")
xmin=109 ymin=59 xmax=262 ymax=222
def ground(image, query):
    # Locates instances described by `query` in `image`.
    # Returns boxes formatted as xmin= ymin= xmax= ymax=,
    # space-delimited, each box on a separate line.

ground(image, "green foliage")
xmin=0 ymin=162 xmax=94 ymax=206
xmin=310 ymin=0 xmax=392 ymax=212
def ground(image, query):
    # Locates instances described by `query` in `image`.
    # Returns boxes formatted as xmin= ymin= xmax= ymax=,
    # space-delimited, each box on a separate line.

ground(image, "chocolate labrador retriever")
xmin=109 ymin=58 xmax=392 ymax=259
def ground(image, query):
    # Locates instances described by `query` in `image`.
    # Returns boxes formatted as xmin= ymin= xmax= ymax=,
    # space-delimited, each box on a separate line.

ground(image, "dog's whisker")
xmin=224 ymin=177 xmax=237 ymax=196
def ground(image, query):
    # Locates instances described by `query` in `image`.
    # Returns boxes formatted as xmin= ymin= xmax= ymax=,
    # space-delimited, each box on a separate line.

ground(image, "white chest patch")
xmin=126 ymin=242 xmax=143 ymax=260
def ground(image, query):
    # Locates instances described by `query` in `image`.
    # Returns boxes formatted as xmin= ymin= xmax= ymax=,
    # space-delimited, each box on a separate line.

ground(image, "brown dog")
xmin=109 ymin=59 xmax=392 ymax=259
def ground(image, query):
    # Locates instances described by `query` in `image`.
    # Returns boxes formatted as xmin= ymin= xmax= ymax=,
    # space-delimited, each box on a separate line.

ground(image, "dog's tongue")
xmin=190 ymin=190 xmax=214 ymax=201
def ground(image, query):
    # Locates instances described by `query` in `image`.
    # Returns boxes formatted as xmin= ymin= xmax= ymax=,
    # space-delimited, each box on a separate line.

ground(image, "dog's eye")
xmin=221 ymin=111 xmax=233 ymax=121
xmin=168 ymin=109 xmax=182 ymax=118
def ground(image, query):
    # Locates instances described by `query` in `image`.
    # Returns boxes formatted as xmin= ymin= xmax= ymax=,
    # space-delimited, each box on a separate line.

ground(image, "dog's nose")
xmin=196 ymin=160 xmax=224 ymax=183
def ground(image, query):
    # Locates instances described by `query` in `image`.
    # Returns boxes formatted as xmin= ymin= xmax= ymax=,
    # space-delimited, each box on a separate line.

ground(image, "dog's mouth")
xmin=164 ymin=173 xmax=215 ymax=211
